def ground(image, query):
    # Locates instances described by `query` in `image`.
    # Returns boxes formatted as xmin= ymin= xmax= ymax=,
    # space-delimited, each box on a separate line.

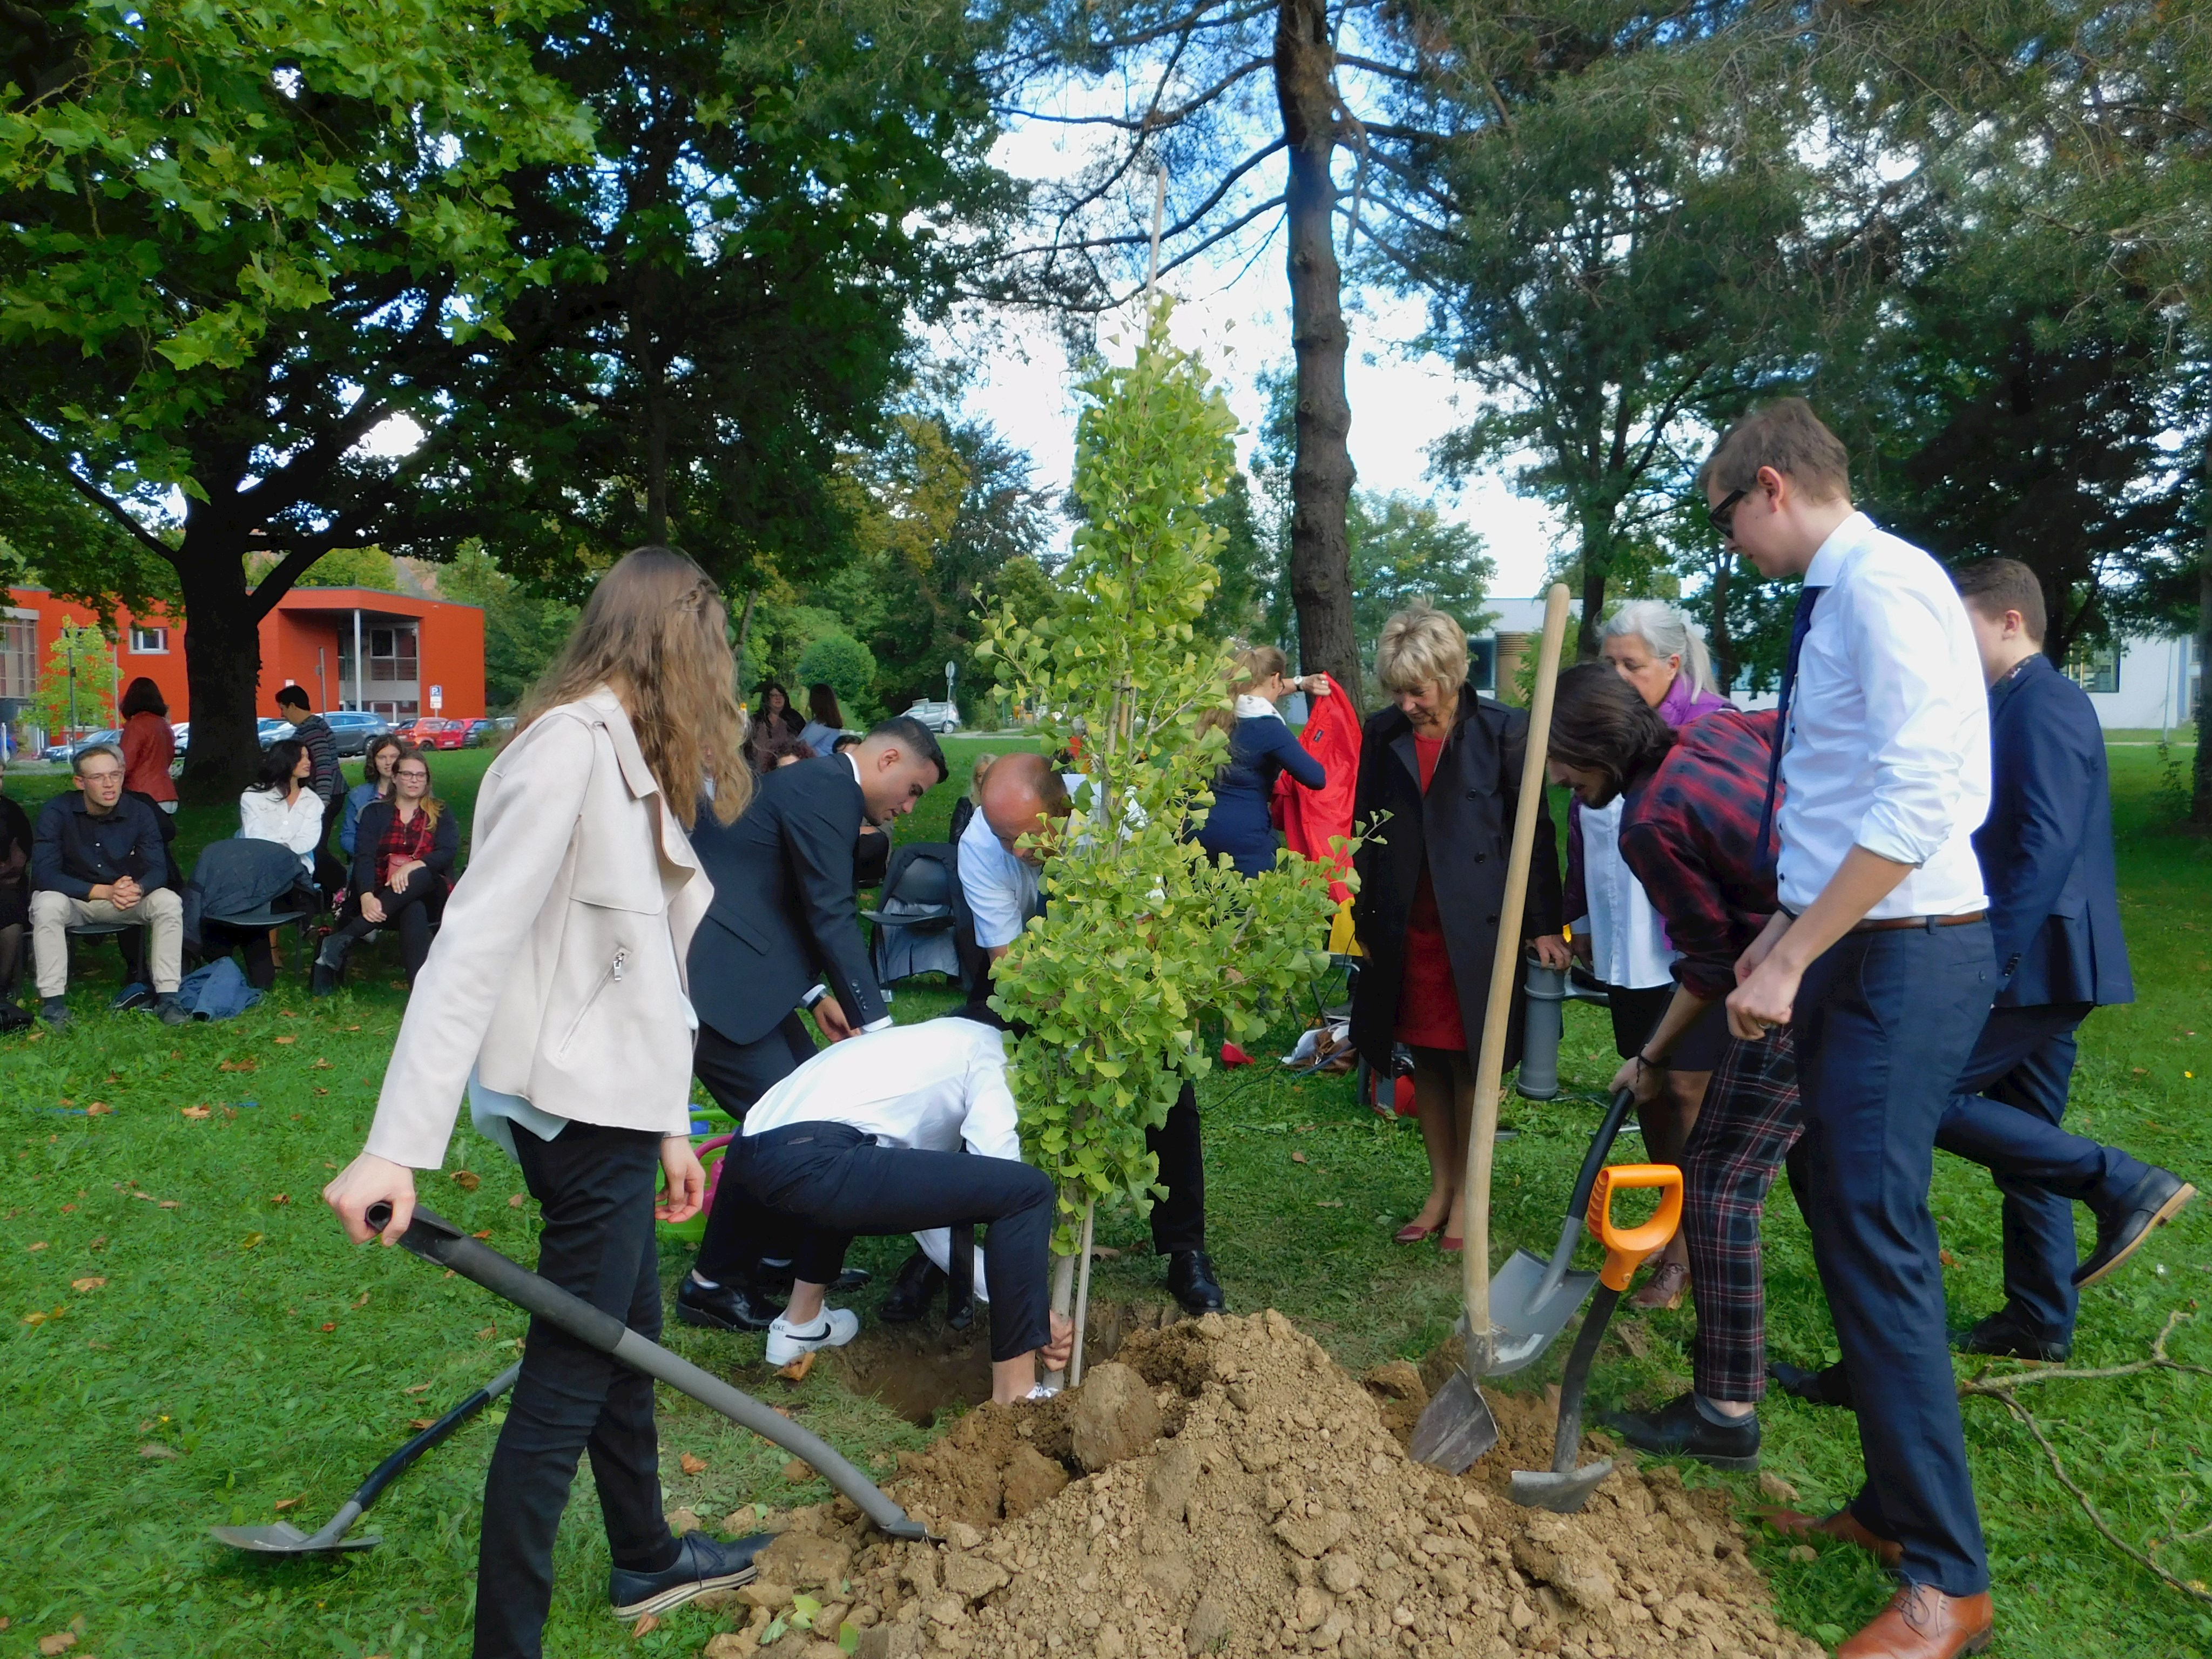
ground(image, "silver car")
xmin=901 ymin=699 xmax=962 ymax=733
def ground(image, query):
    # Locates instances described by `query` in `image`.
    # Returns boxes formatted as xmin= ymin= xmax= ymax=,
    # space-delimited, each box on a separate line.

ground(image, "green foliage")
xmin=436 ymin=544 xmax=578 ymax=711
xmin=30 ymin=621 xmax=116 ymax=735
xmin=0 ymin=442 xmax=178 ymax=622
xmin=1347 ymin=493 xmax=1497 ymax=698
xmin=979 ymin=302 xmax=1345 ymax=1246
xmin=795 ymin=632 xmax=878 ymax=717
xmin=294 ymin=546 xmax=401 ymax=591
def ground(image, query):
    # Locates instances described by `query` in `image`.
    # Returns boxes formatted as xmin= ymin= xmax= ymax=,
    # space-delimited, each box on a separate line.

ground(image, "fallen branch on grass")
xmin=1959 ymin=1309 xmax=2212 ymax=1603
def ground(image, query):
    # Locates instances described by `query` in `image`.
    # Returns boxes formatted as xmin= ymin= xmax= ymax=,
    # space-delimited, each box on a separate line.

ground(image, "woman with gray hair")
xmin=1349 ymin=600 xmax=1563 ymax=1249
xmin=1546 ymin=597 xmax=1732 ymax=1307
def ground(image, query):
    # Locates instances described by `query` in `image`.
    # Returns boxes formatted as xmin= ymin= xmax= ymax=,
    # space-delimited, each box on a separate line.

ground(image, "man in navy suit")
xmin=676 ymin=716 xmax=947 ymax=1332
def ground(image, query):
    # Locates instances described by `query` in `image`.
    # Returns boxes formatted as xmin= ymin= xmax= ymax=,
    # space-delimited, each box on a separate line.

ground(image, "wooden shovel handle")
xmin=1462 ymin=584 xmax=1573 ymax=1371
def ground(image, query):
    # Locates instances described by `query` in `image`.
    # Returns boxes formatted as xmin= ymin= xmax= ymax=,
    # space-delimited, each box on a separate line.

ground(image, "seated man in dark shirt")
xmin=30 ymin=744 xmax=188 ymax=1028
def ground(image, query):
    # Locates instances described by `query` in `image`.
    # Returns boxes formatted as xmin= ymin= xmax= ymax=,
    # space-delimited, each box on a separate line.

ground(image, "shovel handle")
xmin=352 ymin=1362 xmax=521 ymax=1514
xmin=1587 ymin=1164 xmax=1683 ymax=1291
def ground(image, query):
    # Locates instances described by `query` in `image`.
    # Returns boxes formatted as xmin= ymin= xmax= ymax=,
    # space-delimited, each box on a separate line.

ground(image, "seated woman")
xmin=239 ymin=739 xmax=326 ymax=878
xmin=339 ymin=733 xmax=408 ymax=858
xmin=799 ymin=682 xmax=846 ymax=758
xmin=312 ymin=750 xmax=458 ymax=993
xmin=729 ymin=1009 xmax=1075 ymax=1402
xmin=1195 ymin=644 xmax=1328 ymax=876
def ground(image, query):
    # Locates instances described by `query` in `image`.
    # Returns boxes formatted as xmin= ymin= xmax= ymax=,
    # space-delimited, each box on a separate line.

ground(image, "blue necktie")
xmin=1758 ymin=584 xmax=1826 ymax=868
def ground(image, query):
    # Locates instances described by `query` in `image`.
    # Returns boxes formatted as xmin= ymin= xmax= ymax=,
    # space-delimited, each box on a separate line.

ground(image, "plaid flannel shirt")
xmin=1617 ymin=709 xmax=1781 ymax=1001
xmin=375 ymin=804 xmax=437 ymax=891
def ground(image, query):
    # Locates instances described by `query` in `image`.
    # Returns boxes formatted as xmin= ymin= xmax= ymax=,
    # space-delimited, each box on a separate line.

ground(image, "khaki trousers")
xmin=31 ymin=888 xmax=184 ymax=997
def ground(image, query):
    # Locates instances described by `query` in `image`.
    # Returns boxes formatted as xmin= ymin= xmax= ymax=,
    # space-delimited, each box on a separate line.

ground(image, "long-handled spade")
xmin=210 ymin=1363 xmax=522 ymax=1555
xmin=1509 ymin=1162 xmax=1683 ymax=1513
xmin=1410 ymin=582 xmax=1574 ymax=1474
xmin=361 ymin=1202 xmax=931 ymax=1541
xmin=1484 ymin=1087 xmax=1638 ymax=1377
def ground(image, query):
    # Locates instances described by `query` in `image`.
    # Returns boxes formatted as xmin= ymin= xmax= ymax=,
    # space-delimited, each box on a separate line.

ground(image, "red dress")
xmin=1394 ymin=733 xmax=1467 ymax=1051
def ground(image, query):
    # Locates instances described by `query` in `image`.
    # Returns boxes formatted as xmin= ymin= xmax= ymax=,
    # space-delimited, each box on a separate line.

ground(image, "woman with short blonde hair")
xmin=1351 ymin=599 xmax=1563 ymax=1248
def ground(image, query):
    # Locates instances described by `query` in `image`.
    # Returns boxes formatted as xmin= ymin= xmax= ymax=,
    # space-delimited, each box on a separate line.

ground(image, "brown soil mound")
xmin=730 ymin=1311 xmax=1819 ymax=1659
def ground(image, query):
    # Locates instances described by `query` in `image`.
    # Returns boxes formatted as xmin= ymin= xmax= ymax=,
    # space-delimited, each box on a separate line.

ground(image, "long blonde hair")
xmin=1196 ymin=643 xmax=1289 ymax=738
xmin=517 ymin=546 xmax=751 ymax=828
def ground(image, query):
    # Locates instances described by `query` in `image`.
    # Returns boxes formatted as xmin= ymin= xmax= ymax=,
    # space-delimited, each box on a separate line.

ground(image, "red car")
xmin=395 ymin=717 xmax=470 ymax=750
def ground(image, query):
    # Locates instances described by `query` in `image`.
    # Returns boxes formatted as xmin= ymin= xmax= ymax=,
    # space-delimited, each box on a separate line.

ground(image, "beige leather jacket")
xmin=365 ymin=687 xmax=712 ymax=1170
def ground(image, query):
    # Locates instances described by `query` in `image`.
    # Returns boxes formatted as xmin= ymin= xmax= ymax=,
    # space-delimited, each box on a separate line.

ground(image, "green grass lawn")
xmin=3 ymin=739 xmax=2207 ymax=1656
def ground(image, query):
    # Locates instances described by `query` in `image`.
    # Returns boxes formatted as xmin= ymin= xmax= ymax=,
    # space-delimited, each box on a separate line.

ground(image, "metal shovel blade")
xmin=1508 ymin=1458 xmax=1615 ymax=1514
xmin=1408 ymin=1369 xmax=1499 ymax=1473
xmin=1486 ymin=1248 xmax=1600 ymax=1377
xmin=208 ymin=1518 xmax=379 ymax=1555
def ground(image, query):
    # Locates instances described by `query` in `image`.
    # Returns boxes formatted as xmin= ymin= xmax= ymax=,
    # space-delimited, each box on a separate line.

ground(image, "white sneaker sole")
xmin=611 ymin=1561 xmax=757 ymax=1620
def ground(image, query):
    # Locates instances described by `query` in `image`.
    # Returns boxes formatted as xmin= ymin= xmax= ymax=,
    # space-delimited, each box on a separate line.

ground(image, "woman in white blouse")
xmin=238 ymin=739 xmax=326 ymax=877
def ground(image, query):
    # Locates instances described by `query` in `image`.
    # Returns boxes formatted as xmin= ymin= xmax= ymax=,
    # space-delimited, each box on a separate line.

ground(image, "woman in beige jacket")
xmin=324 ymin=547 xmax=766 ymax=1655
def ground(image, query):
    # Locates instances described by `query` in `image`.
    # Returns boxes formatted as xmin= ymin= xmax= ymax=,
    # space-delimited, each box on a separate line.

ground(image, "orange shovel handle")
xmin=1587 ymin=1163 xmax=1684 ymax=1292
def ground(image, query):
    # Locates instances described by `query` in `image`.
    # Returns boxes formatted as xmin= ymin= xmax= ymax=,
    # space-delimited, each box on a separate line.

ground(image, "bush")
xmin=796 ymin=631 xmax=876 ymax=716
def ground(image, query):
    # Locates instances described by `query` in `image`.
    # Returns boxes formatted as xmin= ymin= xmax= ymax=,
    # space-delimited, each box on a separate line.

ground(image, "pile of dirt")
xmin=708 ymin=1311 xmax=1820 ymax=1659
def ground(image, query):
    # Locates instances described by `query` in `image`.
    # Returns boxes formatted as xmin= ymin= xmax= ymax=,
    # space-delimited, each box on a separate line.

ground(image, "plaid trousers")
xmin=1680 ymin=1026 xmax=1803 ymax=1402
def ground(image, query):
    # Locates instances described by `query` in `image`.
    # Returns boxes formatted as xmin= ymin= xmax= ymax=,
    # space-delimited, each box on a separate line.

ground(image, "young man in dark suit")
xmin=677 ymin=715 xmax=947 ymax=1331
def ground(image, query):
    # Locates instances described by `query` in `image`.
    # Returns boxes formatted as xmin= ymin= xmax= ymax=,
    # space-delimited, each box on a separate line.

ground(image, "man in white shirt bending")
xmin=730 ymin=1009 xmax=1074 ymax=1402
xmin=1712 ymin=400 xmax=1998 ymax=1659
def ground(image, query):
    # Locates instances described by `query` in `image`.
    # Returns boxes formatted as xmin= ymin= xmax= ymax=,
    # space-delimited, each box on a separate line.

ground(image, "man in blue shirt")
xmin=30 ymin=743 xmax=188 ymax=1027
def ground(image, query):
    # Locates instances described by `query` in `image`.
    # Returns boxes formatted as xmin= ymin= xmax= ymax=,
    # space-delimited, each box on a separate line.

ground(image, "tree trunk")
xmin=174 ymin=534 xmax=267 ymax=805
xmin=1275 ymin=0 xmax=1361 ymax=711
xmin=2194 ymin=433 xmax=2211 ymax=826
xmin=1708 ymin=550 xmax=1736 ymax=693
xmin=1576 ymin=512 xmax=1610 ymax=660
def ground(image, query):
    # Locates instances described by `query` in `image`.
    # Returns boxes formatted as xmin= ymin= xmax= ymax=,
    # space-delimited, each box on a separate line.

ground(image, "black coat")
xmin=687 ymin=755 xmax=886 ymax=1046
xmin=348 ymin=799 xmax=461 ymax=895
xmin=1348 ymin=685 xmax=1563 ymax=1070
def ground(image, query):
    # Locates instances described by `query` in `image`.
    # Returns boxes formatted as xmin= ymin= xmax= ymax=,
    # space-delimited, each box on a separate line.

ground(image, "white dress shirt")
xmin=958 ymin=805 xmax=1041 ymax=950
xmin=1778 ymin=512 xmax=1990 ymax=919
xmin=238 ymin=787 xmax=326 ymax=875
xmin=1574 ymin=795 xmax=1677 ymax=990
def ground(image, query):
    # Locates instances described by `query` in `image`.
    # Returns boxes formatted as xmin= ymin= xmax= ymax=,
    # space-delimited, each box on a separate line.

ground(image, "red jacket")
xmin=1273 ymin=675 xmax=1361 ymax=902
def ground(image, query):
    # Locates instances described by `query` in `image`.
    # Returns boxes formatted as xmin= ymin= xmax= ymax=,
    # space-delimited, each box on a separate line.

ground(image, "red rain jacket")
xmin=1273 ymin=673 xmax=1361 ymax=902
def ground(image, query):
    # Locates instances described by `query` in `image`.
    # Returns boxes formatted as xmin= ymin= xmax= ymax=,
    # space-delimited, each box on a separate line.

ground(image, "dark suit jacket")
xmin=1976 ymin=652 xmax=2132 ymax=1009
xmin=1348 ymin=685 xmax=1563 ymax=1069
xmin=687 ymin=756 xmax=886 ymax=1045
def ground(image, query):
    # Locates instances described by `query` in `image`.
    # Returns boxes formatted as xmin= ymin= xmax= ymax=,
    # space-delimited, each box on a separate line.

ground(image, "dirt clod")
xmin=1070 ymin=1360 xmax=1162 ymax=1471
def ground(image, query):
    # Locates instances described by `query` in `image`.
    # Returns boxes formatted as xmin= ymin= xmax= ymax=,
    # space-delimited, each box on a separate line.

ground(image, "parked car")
xmin=322 ymin=710 xmax=394 ymax=756
xmin=38 ymin=728 xmax=122 ymax=763
xmin=901 ymin=699 xmax=962 ymax=733
xmin=257 ymin=717 xmax=292 ymax=748
xmin=461 ymin=718 xmax=495 ymax=747
xmin=395 ymin=716 xmax=470 ymax=750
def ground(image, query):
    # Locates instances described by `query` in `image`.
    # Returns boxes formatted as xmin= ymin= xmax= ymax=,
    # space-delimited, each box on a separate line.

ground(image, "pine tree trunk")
xmin=1577 ymin=513 xmax=1610 ymax=660
xmin=1708 ymin=550 xmax=1736 ymax=693
xmin=1275 ymin=0 xmax=1361 ymax=711
xmin=174 ymin=533 xmax=266 ymax=805
xmin=2193 ymin=437 xmax=2211 ymax=826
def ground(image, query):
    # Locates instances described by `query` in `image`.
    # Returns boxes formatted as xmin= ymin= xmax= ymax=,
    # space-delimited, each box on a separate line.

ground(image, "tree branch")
xmin=2 ymin=409 xmax=176 ymax=562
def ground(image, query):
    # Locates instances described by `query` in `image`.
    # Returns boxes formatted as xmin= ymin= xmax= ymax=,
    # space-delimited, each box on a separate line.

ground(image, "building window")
xmin=129 ymin=625 xmax=168 ymax=654
xmin=368 ymin=624 xmax=420 ymax=684
xmin=2066 ymin=640 xmax=2119 ymax=696
xmin=1468 ymin=637 xmax=1499 ymax=693
xmin=0 ymin=610 xmax=35 ymax=700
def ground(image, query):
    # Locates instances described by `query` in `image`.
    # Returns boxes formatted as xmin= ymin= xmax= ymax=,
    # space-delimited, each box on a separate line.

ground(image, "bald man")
xmin=949 ymin=750 xmax=1225 ymax=1316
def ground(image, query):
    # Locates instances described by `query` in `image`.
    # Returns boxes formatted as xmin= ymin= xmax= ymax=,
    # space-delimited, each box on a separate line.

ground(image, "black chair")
xmin=199 ymin=901 xmax=318 ymax=989
xmin=65 ymin=918 xmax=147 ymax=984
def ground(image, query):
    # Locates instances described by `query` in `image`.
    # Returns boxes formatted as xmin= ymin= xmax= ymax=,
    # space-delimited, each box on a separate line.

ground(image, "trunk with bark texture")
xmin=174 ymin=531 xmax=268 ymax=805
xmin=1708 ymin=550 xmax=1735 ymax=693
xmin=1275 ymin=0 xmax=1361 ymax=711
xmin=2194 ymin=438 xmax=2211 ymax=825
xmin=1576 ymin=511 xmax=1610 ymax=661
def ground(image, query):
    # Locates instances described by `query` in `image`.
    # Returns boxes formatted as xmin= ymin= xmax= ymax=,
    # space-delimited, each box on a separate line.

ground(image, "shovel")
xmin=210 ymin=1363 xmax=521 ymax=1554
xmin=362 ymin=1202 xmax=930 ymax=1541
xmin=1509 ymin=1162 xmax=1683 ymax=1513
xmin=1486 ymin=1087 xmax=1638 ymax=1375
xmin=1410 ymin=583 xmax=1573 ymax=1474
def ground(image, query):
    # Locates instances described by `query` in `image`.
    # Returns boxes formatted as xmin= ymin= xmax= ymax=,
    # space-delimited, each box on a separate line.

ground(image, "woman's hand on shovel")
xmin=326 ymin=1154 xmax=418 ymax=1244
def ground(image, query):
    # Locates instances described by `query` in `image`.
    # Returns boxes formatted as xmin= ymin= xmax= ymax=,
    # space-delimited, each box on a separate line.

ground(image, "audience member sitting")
xmin=118 ymin=677 xmax=177 ymax=815
xmin=313 ymin=751 xmax=457 ymax=993
xmin=800 ymin=683 xmax=847 ymax=757
xmin=340 ymin=734 xmax=409 ymax=857
xmin=29 ymin=743 xmax=187 ymax=1028
xmin=0 ymin=752 xmax=32 ymax=1007
xmin=239 ymin=739 xmax=327 ymax=878
xmin=746 ymin=681 xmax=806 ymax=772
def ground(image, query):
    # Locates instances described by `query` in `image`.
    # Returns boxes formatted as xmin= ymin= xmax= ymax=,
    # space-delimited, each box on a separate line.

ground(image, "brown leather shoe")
xmin=1837 ymin=1583 xmax=1993 ymax=1657
xmin=1760 ymin=1507 xmax=1904 ymax=1569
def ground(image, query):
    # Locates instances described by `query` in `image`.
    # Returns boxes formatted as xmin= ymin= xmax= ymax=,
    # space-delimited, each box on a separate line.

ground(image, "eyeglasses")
xmin=1706 ymin=488 xmax=1748 ymax=538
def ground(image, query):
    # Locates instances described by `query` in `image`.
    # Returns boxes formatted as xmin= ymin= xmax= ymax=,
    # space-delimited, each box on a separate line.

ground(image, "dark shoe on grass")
xmin=1166 ymin=1249 xmax=1226 ymax=1316
xmin=109 ymin=981 xmax=154 ymax=1013
xmin=1599 ymin=1392 xmax=1761 ymax=1471
xmin=880 ymin=1249 xmax=946 ymax=1324
xmin=610 ymin=1530 xmax=772 ymax=1620
xmin=311 ymin=936 xmax=350 ymax=997
xmin=1769 ymin=1358 xmax=1854 ymax=1410
xmin=674 ymin=1274 xmax=781 ymax=1333
xmin=156 ymin=993 xmax=191 ymax=1027
xmin=39 ymin=997 xmax=69 ymax=1030
xmin=1953 ymin=1307 xmax=2069 ymax=1362
xmin=2076 ymin=1168 xmax=2196 ymax=1288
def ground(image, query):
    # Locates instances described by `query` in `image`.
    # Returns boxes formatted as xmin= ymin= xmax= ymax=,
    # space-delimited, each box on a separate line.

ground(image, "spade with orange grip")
xmin=1508 ymin=1163 xmax=1684 ymax=1513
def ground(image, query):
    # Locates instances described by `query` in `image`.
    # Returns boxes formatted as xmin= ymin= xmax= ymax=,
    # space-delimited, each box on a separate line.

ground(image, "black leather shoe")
xmin=1165 ymin=1249 xmax=1226 ymax=1316
xmin=2077 ymin=1168 xmax=2196 ymax=1288
xmin=1769 ymin=1359 xmax=1854 ymax=1410
xmin=310 ymin=936 xmax=350 ymax=997
xmin=880 ymin=1250 xmax=946 ymax=1324
xmin=674 ymin=1274 xmax=783 ymax=1333
xmin=610 ymin=1529 xmax=772 ymax=1619
xmin=1597 ymin=1391 xmax=1761 ymax=1471
xmin=1953 ymin=1307 xmax=2070 ymax=1361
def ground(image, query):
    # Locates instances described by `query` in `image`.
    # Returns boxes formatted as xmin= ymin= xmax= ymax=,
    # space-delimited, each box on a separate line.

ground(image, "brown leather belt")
xmin=1849 ymin=910 xmax=1987 ymax=934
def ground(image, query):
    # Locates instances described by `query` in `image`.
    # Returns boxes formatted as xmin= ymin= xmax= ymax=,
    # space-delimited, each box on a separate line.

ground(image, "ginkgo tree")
xmin=979 ymin=300 xmax=1346 ymax=1379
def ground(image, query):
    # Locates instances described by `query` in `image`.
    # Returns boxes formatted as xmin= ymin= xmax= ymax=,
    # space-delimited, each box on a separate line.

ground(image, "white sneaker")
xmin=765 ymin=1307 xmax=859 ymax=1367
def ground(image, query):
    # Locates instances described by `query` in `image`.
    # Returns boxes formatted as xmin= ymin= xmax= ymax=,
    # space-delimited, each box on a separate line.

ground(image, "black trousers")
xmin=200 ymin=921 xmax=279 ymax=990
xmin=331 ymin=878 xmax=446 ymax=982
xmin=476 ymin=1121 xmax=678 ymax=1659
xmin=692 ymin=1015 xmax=815 ymax=1283
xmin=736 ymin=1123 xmax=1056 ymax=1361
xmin=1147 ymin=1080 xmax=1205 ymax=1253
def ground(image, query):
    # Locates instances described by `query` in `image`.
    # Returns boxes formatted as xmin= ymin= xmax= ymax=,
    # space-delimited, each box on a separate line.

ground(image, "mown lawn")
xmin=2 ymin=738 xmax=2206 ymax=1657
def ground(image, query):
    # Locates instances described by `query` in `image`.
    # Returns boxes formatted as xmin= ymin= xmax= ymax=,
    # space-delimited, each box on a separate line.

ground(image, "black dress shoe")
xmin=1597 ymin=1392 xmax=1761 ymax=1471
xmin=610 ymin=1529 xmax=772 ymax=1619
xmin=2077 ymin=1168 xmax=2197 ymax=1288
xmin=1768 ymin=1359 xmax=1855 ymax=1410
xmin=1165 ymin=1249 xmax=1226 ymax=1315
xmin=1953 ymin=1307 xmax=2070 ymax=1361
xmin=880 ymin=1250 xmax=947 ymax=1324
xmin=674 ymin=1275 xmax=783 ymax=1333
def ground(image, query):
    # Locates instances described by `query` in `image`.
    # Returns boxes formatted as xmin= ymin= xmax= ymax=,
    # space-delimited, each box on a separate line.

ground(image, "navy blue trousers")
xmin=1935 ymin=1002 xmax=2149 ymax=1343
xmin=1795 ymin=920 xmax=1994 ymax=1596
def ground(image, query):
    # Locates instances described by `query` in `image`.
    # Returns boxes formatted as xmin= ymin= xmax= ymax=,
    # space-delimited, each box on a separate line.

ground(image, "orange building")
xmin=1 ymin=586 xmax=485 ymax=726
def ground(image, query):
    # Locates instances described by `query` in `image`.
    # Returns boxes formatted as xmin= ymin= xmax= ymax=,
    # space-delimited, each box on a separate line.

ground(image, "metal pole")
xmin=353 ymin=610 xmax=365 ymax=713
